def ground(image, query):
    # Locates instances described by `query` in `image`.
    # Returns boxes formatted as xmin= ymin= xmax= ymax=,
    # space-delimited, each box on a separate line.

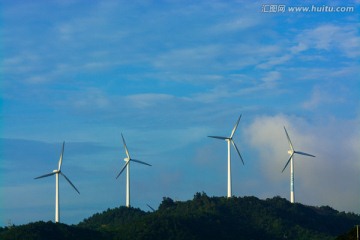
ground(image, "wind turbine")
xmin=208 ymin=115 xmax=245 ymax=198
xmin=34 ymin=142 xmax=80 ymax=223
xmin=116 ymin=133 xmax=151 ymax=208
xmin=281 ymin=127 xmax=315 ymax=203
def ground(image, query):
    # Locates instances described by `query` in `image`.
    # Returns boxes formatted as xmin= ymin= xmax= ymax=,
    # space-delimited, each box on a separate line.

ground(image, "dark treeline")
xmin=1 ymin=193 xmax=359 ymax=240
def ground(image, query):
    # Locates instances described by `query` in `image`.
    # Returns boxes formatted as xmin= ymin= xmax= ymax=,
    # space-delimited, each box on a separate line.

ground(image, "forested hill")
xmin=1 ymin=193 xmax=359 ymax=240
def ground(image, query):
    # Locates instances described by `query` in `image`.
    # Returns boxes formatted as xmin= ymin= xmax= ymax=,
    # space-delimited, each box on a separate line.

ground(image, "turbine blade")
xmin=58 ymin=142 xmax=65 ymax=171
xmin=231 ymin=140 xmax=244 ymax=165
xmin=208 ymin=136 xmax=228 ymax=140
xmin=121 ymin=133 xmax=131 ymax=159
xmin=131 ymin=158 xmax=152 ymax=166
xmin=294 ymin=151 xmax=315 ymax=158
xmin=34 ymin=172 xmax=57 ymax=179
xmin=230 ymin=115 xmax=242 ymax=139
xmin=283 ymin=126 xmax=294 ymax=151
xmin=281 ymin=153 xmax=294 ymax=173
xmin=116 ymin=162 xmax=129 ymax=179
xmin=60 ymin=172 xmax=80 ymax=194
xmin=147 ymin=204 xmax=155 ymax=212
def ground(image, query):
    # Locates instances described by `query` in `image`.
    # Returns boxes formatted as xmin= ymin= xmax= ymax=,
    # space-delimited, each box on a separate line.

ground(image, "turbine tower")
xmin=208 ymin=115 xmax=245 ymax=198
xmin=34 ymin=142 xmax=80 ymax=223
xmin=116 ymin=133 xmax=151 ymax=207
xmin=282 ymin=127 xmax=315 ymax=203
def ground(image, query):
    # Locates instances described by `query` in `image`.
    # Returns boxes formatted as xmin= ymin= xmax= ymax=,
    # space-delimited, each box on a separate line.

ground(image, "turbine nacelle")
xmin=287 ymin=150 xmax=293 ymax=155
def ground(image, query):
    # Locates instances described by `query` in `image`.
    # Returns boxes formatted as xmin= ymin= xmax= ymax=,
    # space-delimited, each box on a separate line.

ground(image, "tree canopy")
xmin=1 ymin=193 xmax=359 ymax=240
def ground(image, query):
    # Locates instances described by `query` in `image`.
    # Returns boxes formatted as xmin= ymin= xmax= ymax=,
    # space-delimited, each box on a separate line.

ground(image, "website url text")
xmin=261 ymin=5 xmax=355 ymax=13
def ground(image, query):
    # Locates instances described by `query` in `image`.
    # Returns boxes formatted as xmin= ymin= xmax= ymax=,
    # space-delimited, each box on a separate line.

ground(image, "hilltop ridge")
xmin=1 ymin=193 xmax=359 ymax=240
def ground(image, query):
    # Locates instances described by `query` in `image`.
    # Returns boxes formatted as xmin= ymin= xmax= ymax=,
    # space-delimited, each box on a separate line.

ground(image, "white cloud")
xmin=257 ymin=54 xmax=292 ymax=69
xmin=246 ymin=114 xmax=360 ymax=213
xmin=290 ymin=42 xmax=308 ymax=54
xmin=70 ymin=88 xmax=111 ymax=110
xmin=153 ymin=45 xmax=223 ymax=71
xmin=302 ymin=86 xmax=345 ymax=110
xmin=125 ymin=93 xmax=175 ymax=109
xmin=192 ymin=85 xmax=231 ymax=103
xmin=210 ymin=16 xmax=261 ymax=33
xmin=261 ymin=71 xmax=281 ymax=87
xmin=257 ymin=23 xmax=359 ymax=70
xmin=297 ymin=24 xmax=360 ymax=58
xmin=245 ymin=114 xmax=292 ymax=180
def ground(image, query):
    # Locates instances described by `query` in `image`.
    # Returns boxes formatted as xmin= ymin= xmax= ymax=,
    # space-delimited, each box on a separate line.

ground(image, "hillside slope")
xmin=1 ymin=193 xmax=359 ymax=240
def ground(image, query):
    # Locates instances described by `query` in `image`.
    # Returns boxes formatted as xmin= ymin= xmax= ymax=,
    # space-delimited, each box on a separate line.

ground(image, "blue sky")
xmin=1 ymin=0 xmax=359 ymax=226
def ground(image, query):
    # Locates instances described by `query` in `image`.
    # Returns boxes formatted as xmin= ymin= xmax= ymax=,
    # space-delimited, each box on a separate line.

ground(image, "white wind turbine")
xmin=116 ymin=133 xmax=151 ymax=208
xmin=208 ymin=115 xmax=245 ymax=198
xmin=282 ymin=127 xmax=315 ymax=203
xmin=34 ymin=142 xmax=80 ymax=223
